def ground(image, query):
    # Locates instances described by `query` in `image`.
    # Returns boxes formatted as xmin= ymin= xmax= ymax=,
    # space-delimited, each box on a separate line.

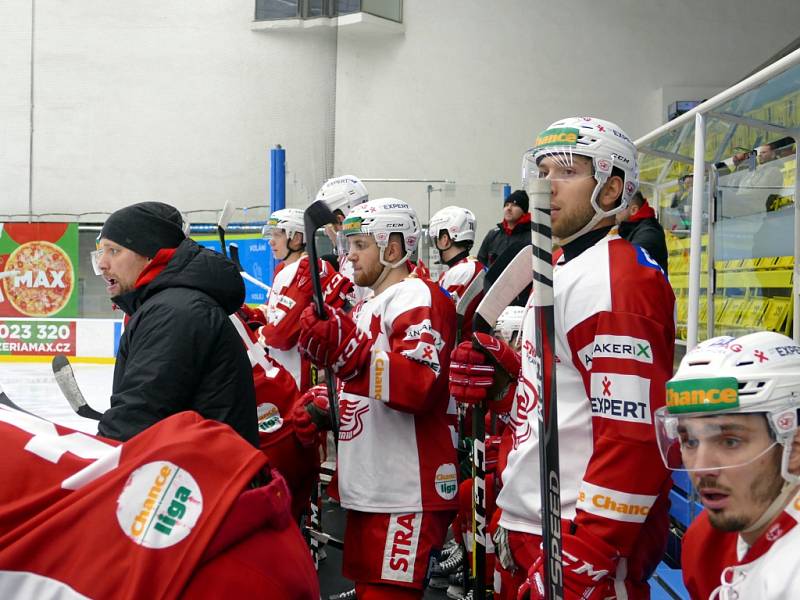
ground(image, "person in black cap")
xmin=477 ymin=189 xmax=532 ymax=268
xmin=93 ymin=201 xmax=258 ymax=446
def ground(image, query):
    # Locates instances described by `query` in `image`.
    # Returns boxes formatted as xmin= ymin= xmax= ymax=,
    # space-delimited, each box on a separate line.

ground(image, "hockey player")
xmin=657 ymin=332 xmax=800 ymax=599
xmin=228 ymin=312 xmax=322 ymax=522
xmin=450 ymin=117 xmax=676 ymax=599
xmin=296 ymin=198 xmax=459 ymax=599
xmin=0 ymin=405 xmax=318 ymax=599
xmin=254 ymin=207 xmax=352 ymax=392
xmin=314 ymin=174 xmax=372 ymax=305
xmin=428 ymin=205 xmax=486 ymax=340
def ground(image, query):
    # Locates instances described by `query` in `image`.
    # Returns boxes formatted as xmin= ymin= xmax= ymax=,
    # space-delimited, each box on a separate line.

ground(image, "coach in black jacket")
xmin=95 ymin=202 xmax=258 ymax=446
xmin=617 ymin=192 xmax=669 ymax=275
xmin=477 ymin=189 xmax=532 ymax=267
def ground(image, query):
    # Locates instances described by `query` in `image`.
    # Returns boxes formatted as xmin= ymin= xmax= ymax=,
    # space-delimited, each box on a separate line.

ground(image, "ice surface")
xmin=0 ymin=361 xmax=113 ymax=434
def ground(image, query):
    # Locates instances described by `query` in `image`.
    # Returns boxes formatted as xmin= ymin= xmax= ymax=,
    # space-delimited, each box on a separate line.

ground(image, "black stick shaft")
xmin=304 ymin=202 xmax=341 ymax=440
xmin=529 ymin=179 xmax=563 ymax=599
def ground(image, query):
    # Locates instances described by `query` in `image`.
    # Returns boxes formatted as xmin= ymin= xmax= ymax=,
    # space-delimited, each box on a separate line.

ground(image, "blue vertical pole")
xmin=270 ymin=145 xmax=286 ymax=213
xmin=503 ymin=184 xmax=511 ymax=199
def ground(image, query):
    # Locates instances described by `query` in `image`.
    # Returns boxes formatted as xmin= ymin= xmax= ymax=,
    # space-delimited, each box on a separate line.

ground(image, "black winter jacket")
xmin=98 ymin=238 xmax=259 ymax=446
xmin=618 ymin=217 xmax=669 ymax=276
xmin=477 ymin=214 xmax=532 ymax=267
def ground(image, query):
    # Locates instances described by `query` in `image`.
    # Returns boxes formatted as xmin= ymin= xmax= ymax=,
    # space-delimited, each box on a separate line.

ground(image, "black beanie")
xmin=101 ymin=202 xmax=186 ymax=258
xmin=504 ymin=189 xmax=529 ymax=213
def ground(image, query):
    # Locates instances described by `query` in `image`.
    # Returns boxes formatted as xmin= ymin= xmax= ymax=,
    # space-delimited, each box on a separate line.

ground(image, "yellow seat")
xmin=763 ymin=298 xmax=791 ymax=334
xmin=719 ymin=297 xmax=746 ymax=328
xmin=737 ymin=297 xmax=769 ymax=330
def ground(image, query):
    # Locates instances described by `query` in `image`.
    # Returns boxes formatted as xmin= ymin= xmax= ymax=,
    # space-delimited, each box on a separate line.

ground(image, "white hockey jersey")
xmin=683 ymin=488 xmax=800 ymax=599
xmin=335 ymin=276 xmax=458 ymax=513
xmin=496 ymin=232 xmax=675 ymax=573
xmin=259 ymin=256 xmax=330 ymax=391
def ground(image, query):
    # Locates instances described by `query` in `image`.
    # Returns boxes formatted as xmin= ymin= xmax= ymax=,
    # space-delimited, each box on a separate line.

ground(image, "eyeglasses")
xmin=90 ymin=247 xmax=121 ymax=275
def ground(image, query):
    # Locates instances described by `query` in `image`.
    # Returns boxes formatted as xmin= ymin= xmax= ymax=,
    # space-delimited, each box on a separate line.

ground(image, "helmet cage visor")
xmin=655 ymin=375 xmax=799 ymax=473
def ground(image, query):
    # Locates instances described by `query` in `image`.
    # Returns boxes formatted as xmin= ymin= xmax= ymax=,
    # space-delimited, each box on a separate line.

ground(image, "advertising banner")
xmin=193 ymin=234 xmax=274 ymax=305
xmin=0 ymin=223 xmax=79 ymax=318
xmin=0 ymin=319 xmax=77 ymax=357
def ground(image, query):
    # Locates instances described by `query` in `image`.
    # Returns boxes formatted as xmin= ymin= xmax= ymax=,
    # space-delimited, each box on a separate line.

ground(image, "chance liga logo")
xmin=117 ymin=461 xmax=203 ymax=549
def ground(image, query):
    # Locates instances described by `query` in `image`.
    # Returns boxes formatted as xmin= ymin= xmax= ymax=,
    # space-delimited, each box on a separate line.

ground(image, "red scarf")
xmin=135 ymin=247 xmax=178 ymax=289
xmin=628 ymin=199 xmax=656 ymax=222
xmin=501 ymin=212 xmax=532 ymax=235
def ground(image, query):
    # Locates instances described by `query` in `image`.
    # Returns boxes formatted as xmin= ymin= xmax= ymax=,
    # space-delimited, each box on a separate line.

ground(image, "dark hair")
xmin=629 ymin=191 xmax=646 ymax=208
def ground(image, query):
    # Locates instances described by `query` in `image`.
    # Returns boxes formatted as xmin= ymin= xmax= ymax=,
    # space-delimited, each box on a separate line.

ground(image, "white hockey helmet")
xmin=262 ymin=208 xmax=305 ymax=242
xmin=522 ymin=116 xmax=640 ymax=245
xmin=655 ymin=332 xmax=800 ymax=483
xmin=495 ymin=306 xmax=526 ymax=349
xmin=428 ymin=205 xmax=477 ymax=244
xmin=315 ymin=175 xmax=369 ymax=217
xmin=342 ymin=198 xmax=421 ymax=268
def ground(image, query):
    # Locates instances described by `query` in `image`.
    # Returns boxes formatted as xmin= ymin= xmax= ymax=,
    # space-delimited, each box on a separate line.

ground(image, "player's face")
xmin=95 ymin=239 xmax=150 ymax=298
xmin=538 ymin=155 xmax=597 ymax=240
xmin=685 ymin=414 xmax=784 ymax=533
xmin=346 ymin=234 xmax=383 ymax=287
xmin=268 ymin=228 xmax=289 ymax=259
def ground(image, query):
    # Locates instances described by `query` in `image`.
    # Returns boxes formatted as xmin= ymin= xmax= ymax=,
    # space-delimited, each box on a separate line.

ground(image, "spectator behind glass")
xmin=616 ymin=191 xmax=669 ymax=274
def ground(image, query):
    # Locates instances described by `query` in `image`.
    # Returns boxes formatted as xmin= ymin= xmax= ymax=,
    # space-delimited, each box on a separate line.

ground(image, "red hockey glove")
xmin=410 ymin=258 xmax=431 ymax=280
xmin=238 ymin=303 xmax=267 ymax=328
xmin=295 ymin=259 xmax=354 ymax=309
xmin=449 ymin=340 xmax=494 ymax=404
xmin=518 ymin=525 xmax=618 ymax=600
xmin=449 ymin=333 xmax=520 ymax=409
xmin=298 ymin=304 xmax=367 ymax=380
xmin=292 ymin=385 xmax=332 ymax=448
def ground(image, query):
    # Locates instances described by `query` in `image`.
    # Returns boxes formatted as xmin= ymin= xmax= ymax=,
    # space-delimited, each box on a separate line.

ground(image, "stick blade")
xmin=304 ymin=200 xmax=338 ymax=234
xmin=455 ymin=270 xmax=485 ymax=317
xmin=474 ymin=245 xmax=532 ymax=331
xmin=217 ymin=200 xmax=236 ymax=230
xmin=51 ymin=354 xmax=102 ymax=419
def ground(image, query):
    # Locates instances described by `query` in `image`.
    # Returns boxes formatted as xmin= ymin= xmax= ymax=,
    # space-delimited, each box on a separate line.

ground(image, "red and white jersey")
xmin=437 ymin=255 xmax=485 ymax=340
xmin=259 ymin=256 xmax=330 ymax=391
xmin=496 ymin=233 xmax=675 ymax=576
xmin=0 ymin=407 xmax=265 ymax=599
xmin=683 ymin=488 xmax=800 ymax=599
xmin=336 ymin=276 xmax=459 ymax=513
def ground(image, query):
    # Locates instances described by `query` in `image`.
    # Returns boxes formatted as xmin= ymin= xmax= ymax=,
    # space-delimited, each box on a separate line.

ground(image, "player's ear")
xmin=384 ymin=234 xmax=405 ymax=264
xmin=598 ymin=175 xmax=623 ymax=212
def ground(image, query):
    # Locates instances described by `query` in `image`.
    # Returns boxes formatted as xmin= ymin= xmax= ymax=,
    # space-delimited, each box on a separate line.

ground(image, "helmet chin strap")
xmin=280 ymin=237 xmax=305 ymax=262
xmin=743 ymin=480 xmax=799 ymax=536
xmin=371 ymin=246 xmax=409 ymax=290
xmin=553 ymin=176 xmax=625 ymax=246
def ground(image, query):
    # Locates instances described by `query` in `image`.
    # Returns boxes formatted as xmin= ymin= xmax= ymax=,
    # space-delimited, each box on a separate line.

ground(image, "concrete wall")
xmin=1 ymin=0 xmax=338 ymax=220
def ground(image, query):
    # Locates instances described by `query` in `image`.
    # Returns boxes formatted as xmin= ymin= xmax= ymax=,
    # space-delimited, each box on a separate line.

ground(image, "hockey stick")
xmin=303 ymin=200 xmax=341 ymax=441
xmin=230 ymin=243 xmax=272 ymax=293
xmin=52 ymin=354 xmax=104 ymax=420
xmin=468 ymin=244 xmax=533 ymax=599
xmin=303 ymin=200 xmax=342 ymax=570
xmin=455 ymin=271 xmax=487 ymax=449
xmin=217 ymin=200 xmax=236 ymax=259
xmin=0 ymin=386 xmax=37 ymax=417
xmin=528 ymin=177 xmax=563 ymax=599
